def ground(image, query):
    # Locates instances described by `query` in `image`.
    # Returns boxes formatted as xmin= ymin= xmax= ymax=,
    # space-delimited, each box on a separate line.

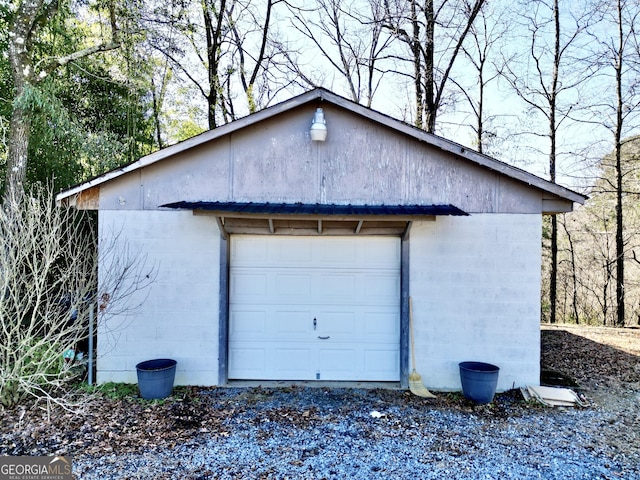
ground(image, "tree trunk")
xmin=477 ymin=58 xmax=484 ymax=154
xmin=423 ymin=0 xmax=435 ymax=133
xmin=560 ymin=215 xmax=580 ymax=323
xmin=550 ymin=216 xmax=558 ymax=324
xmin=614 ymin=0 xmax=625 ymax=327
xmin=615 ymin=133 xmax=625 ymax=327
xmin=549 ymin=107 xmax=558 ymax=324
xmin=203 ymin=0 xmax=227 ymax=130
xmin=548 ymin=0 xmax=560 ymax=324
xmin=230 ymin=0 xmax=271 ymax=114
xmin=150 ymin=72 xmax=167 ymax=150
xmin=4 ymin=0 xmax=37 ymax=203
xmin=4 ymin=0 xmax=119 ymax=201
xmin=5 ymin=99 xmax=30 ymax=203
xmin=411 ymin=0 xmax=423 ymax=129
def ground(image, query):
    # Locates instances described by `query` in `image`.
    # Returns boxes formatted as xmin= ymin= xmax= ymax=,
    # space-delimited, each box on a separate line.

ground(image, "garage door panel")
xmin=229 ymin=236 xmax=400 ymax=382
xmin=318 ymin=272 xmax=398 ymax=305
xmin=315 ymin=239 xmax=357 ymax=265
xmin=276 ymin=240 xmax=313 ymax=264
xmin=318 ymin=348 xmax=358 ymax=379
xmin=365 ymin=274 xmax=401 ymax=300
xmin=229 ymin=343 xmax=316 ymax=380
xmin=276 ymin=310 xmax=312 ymax=336
xmin=275 ymin=273 xmax=312 ymax=296
xmin=231 ymin=310 xmax=267 ymax=336
xmin=358 ymin=241 xmax=402 ymax=268
xmin=231 ymin=237 xmax=268 ymax=265
xmin=319 ymin=273 xmax=357 ymax=299
xmin=364 ymin=310 xmax=400 ymax=333
xmin=231 ymin=273 xmax=268 ymax=299
xmin=274 ymin=348 xmax=314 ymax=378
xmin=364 ymin=349 xmax=400 ymax=379
xmin=318 ymin=311 xmax=356 ymax=336
xmin=229 ymin=346 xmax=266 ymax=378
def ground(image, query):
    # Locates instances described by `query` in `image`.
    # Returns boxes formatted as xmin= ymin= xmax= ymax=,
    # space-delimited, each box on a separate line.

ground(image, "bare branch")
xmin=0 ymin=187 xmax=156 ymax=410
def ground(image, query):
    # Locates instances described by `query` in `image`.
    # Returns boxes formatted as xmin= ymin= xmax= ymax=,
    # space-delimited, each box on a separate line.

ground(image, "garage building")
xmin=57 ymin=89 xmax=585 ymax=391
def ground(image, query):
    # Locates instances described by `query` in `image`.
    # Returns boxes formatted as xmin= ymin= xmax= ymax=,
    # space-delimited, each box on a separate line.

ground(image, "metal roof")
xmin=160 ymin=201 xmax=468 ymax=217
xmin=161 ymin=201 xmax=468 ymax=238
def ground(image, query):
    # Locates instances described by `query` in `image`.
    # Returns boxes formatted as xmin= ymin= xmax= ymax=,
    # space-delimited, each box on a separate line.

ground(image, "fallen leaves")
xmin=0 ymin=391 xmax=229 ymax=457
xmin=1 ymin=324 xmax=639 ymax=461
xmin=541 ymin=324 xmax=640 ymax=390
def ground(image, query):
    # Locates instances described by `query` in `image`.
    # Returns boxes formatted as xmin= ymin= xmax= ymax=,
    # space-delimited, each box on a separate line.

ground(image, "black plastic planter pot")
xmin=136 ymin=358 xmax=177 ymax=399
xmin=459 ymin=361 xmax=500 ymax=405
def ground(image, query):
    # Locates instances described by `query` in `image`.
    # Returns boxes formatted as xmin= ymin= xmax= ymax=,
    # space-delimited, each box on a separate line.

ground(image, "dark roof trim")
xmin=161 ymin=201 xmax=469 ymax=217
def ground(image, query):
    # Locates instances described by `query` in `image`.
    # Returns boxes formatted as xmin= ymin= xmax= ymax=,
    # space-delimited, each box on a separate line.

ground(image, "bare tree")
xmin=559 ymin=196 xmax=622 ymax=325
xmin=143 ymin=0 xmax=285 ymax=130
xmin=499 ymin=0 xmax=597 ymax=324
xmin=202 ymin=0 xmax=230 ymax=127
xmin=5 ymin=0 xmax=121 ymax=202
xmin=285 ymin=0 xmax=397 ymax=107
xmin=589 ymin=0 xmax=640 ymax=326
xmin=588 ymin=137 xmax=640 ymax=326
xmin=578 ymin=206 xmax=617 ymax=324
xmin=383 ymin=0 xmax=485 ymax=132
xmin=150 ymin=60 xmax=173 ymax=150
xmin=0 ymin=187 xmax=155 ymax=410
xmin=559 ymin=214 xmax=580 ymax=323
xmin=455 ymin=1 xmax=506 ymax=153
xmin=554 ymin=136 xmax=640 ymax=326
xmin=227 ymin=0 xmax=274 ymax=113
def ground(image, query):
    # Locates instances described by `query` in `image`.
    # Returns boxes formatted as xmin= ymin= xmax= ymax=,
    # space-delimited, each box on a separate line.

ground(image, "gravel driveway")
xmin=71 ymin=386 xmax=640 ymax=479
xmin=3 ymin=326 xmax=639 ymax=479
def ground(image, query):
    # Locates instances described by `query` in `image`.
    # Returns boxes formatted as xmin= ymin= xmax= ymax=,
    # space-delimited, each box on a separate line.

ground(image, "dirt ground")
xmin=541 ymin=323 xmax=640 ymax=459
xmin=541 ymin=324 xmax=640 ymax=397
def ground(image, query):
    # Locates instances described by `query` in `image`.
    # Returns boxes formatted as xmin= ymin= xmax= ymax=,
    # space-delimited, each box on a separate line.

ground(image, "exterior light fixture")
xmin=310 ymin=108 xmax=327 ymax=142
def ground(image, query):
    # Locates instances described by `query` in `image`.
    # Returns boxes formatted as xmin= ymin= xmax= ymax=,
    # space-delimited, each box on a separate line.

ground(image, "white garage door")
xmin=229 ymin=235 xmax=401 ymax=381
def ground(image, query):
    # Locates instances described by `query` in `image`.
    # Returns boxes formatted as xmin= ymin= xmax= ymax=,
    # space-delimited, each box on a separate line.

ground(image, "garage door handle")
xmin=318 ymin=335 xmax=330 ymax=340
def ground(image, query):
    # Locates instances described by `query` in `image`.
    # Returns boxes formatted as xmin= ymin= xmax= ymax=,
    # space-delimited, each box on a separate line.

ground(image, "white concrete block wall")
xmin=97 ymin=210 xmax=221 ymax=385
xmin=410 ymin=214 xmax=542 ymax=392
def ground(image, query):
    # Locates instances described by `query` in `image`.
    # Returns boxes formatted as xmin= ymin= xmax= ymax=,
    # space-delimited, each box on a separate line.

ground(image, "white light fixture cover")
xmin=310 ymin=108 xmax=328 ymax=141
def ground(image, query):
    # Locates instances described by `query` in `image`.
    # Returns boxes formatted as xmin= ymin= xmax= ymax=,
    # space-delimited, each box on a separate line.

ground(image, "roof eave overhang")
xmin=161 ymin=201 xmax=468 ymax=239
xmin=542 ymin=197 xmax=575 ymax=214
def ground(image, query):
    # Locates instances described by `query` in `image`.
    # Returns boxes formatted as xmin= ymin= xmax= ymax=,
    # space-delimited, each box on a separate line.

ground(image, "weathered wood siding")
xmin=97 ymin=104 xmax=549 ymax=214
